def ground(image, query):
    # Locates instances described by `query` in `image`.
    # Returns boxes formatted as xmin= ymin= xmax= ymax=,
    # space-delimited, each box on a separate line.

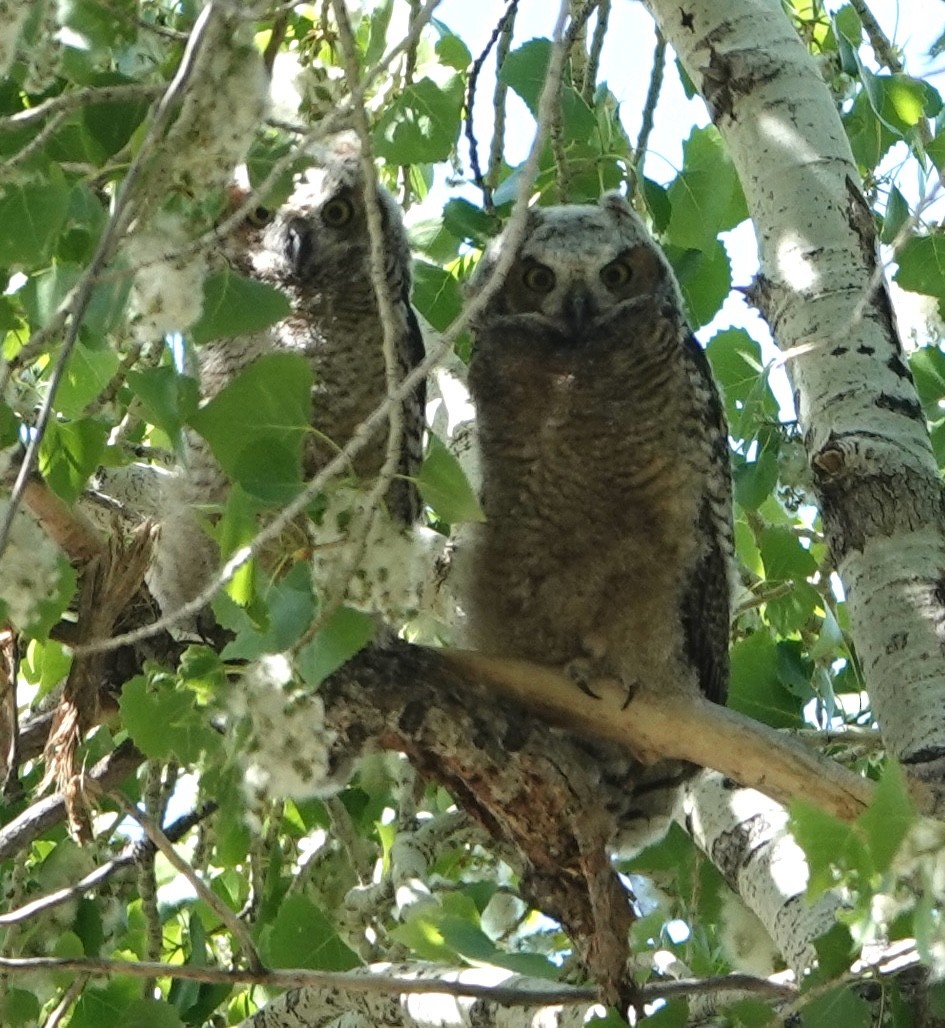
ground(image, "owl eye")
xmin=600 ymin=258 xmax=633 ymax=290
xmin=247 ymin=205 xmax=273 ymax=227
xmin=522 ymin=264 xmax=556 ymax=294
xmin=321 ymin=197 xmax=355 ymax=227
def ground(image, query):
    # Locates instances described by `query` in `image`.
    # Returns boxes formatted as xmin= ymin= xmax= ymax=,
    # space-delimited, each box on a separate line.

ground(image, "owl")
xmin=464 ymin=193 xmax=733 ymax=847
xmin=149 ymin=141 xmax=426 ymax=623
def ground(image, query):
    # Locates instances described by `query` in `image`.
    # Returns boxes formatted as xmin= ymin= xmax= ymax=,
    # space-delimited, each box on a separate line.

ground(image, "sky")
xmin=430 ymin=0 xmax=945 ymax=412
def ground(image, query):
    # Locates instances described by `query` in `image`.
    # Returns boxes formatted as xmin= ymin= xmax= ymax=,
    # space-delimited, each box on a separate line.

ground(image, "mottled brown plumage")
xmin=465 ymin=193 xmax=733 ymax=849
xmin=149 ymin=141 xmax=425 ymax=621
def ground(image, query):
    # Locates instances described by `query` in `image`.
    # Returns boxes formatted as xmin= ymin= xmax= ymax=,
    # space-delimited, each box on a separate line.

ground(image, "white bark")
xmin=677 ymin=772 xmax=840 ymax=975
xmin=644 ymin=0 xmax=945 ymax=800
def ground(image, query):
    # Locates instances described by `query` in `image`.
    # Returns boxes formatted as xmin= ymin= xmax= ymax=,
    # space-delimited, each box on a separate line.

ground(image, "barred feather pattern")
xmin=149 ymin=144 xmax=425 ymax=623
xmin=465 ymin=194 xmax=734 ymax=852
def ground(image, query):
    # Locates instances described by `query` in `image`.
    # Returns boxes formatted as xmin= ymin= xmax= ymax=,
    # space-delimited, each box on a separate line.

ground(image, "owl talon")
xmin=620 ymin=678 xmax=641 ymax=711
xmin=565 ymin=658 xmax=603 ymax=699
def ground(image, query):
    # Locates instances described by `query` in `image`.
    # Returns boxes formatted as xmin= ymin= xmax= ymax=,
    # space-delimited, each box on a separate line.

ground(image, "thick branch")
xmin=438 ymin=649 xmax=874 ymax=820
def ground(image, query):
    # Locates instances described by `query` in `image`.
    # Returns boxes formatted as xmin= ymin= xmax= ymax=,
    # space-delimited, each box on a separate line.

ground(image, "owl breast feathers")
xmin=465 ymin=193 xmax=733 ymax=708
xmin=148 ymin=142 xmax=425 ymax=620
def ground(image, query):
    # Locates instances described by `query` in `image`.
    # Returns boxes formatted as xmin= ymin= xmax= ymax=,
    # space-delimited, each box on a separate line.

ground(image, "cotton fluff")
xmin=0 ymin=501 xmax=64 ymax=629
xmin=311 ymin=487 xmax=446 ymax=622
xmin=162 ymin=36 xmax=268 ymax=196
xmin=0 ymin=0 xmax=30 ymax=78
xmin=125 ymin=212 xmax=209 ymax=340
xmin=230 ymin=654 xmax=341 ymax=801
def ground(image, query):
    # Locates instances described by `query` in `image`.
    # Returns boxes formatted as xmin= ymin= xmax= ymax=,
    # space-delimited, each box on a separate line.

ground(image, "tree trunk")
xmin=644 ymin=0 xmax=945 ymax=808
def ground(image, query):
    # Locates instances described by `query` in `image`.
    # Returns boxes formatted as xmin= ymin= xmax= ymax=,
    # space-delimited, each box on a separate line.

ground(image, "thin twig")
xmin=0 ymin=83 xmax=165 ymax=131
xmin=110 ymin=792 xmax=264 ymax=972
xmin=465 ymin=0 xmax=520 ymax=210
xmin=42 ymin=974 xmax=89 ymax=1028
xmin=582 ymin=0 xmax=610 ymax=101
xmin=632 ymin=29 xmax=666 ymax=182
xmin=486 ymin=3 xmax=518 ymax=200
xmin=0 ymin=955 xmax=798 ymax=1004
xmin=0 ymin=801 xmax=216 ymax=927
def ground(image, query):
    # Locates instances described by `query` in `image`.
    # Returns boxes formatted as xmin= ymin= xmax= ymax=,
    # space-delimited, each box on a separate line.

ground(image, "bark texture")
xmin=645 ymin=0 xmax=945 ymax=805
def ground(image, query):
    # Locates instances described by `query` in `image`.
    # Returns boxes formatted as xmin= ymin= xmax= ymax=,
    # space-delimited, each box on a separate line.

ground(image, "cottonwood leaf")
xmin=190 ymin=269 xmax=290 ymax=345
xmin=418 ymin=432 xmax=484 ymax=523
xmin=267 ymin=895 xmax=359 ymax=970
xmin=189 ymin=352 xmax=311 ymax=502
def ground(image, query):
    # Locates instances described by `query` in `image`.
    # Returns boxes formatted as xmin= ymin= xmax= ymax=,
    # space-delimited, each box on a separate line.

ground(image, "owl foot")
xmin=564 ymin=658 xmax=603 ymax=699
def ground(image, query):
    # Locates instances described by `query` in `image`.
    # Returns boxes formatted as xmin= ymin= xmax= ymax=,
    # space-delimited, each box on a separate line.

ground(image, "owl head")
xmin=228 ymin=137 xmax=411 ymax=298
xmin=468 ymin=193 xmax=683 ymax=335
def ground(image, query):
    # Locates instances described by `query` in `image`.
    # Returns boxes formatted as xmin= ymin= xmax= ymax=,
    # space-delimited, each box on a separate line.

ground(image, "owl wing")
xmin=678 ymin=332 xmax=733 ymax=706
xmin=385 ymin=292 xmax=426 ymax=525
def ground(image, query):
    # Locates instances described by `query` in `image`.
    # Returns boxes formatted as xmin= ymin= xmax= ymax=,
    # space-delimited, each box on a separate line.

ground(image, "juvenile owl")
xmin=149 ymin=142 xmax=426 ymax=622
xmin=465 ymin=194 xmax=733 ymax=847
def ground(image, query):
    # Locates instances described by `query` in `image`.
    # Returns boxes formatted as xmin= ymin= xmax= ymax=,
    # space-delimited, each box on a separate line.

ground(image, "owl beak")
xmin=562 ymin=285 xmax=596 ymax=334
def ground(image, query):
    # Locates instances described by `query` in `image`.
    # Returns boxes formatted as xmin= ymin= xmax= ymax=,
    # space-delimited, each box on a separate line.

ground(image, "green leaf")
xmin=499 ymin=39 xmax=595 ymax=142
xmin=0 ymin=168 xmax=71 ymax=266
xmin=726 ymin=999 xmax=780 ymax=1026
xmin=499 ymin=38 xmax=554 ymax=115
xmin=417 ymin=433 xmax=483 ymax=524
xmin=442 ymin=198 xmax=496 ymax=247
xmin=82 ymin=79 xmax=150 ymax=157
xmin=790 ymin=801 xmax=871 ymax=895
xmin=812 ymin=923 xmax=856 ymax=980
xmin=799 ymin=986 xmax=871 ymax=1028
xmin=666 ymin=127 xmax=747 ymax=252
xmin=860 ymin=70 xmax=941 ymax=135
xmin=928 ymin=130 xmax=945 ymax=176
xmin=373 ymin=76 xmax=463 ymax=163
xmin=729 ymin=632 xmax=804 ymax=729
xmin=223 ymin=560 xmax=317 ymax=659
xmin=266 ymin=895 xmax=359 ymax=970
xmin=297 ymin=605 xmax=375 ymax=687
xmin=24 ymin=560 xmax=76 ymax=642
xmin=119 ymin=674 xmax=219 ymax=763
xmin=640 ymin=1000 xmax=689 ymax=1027
xmin=859 ymin=761 xmax=914 ymax=872
xmin=127 ymin=366 xmax=200 ymax=443
xmin=56 ymin=345 xmax=120 ymax=419
xmin=69 ymin=979 xmax=141 ymax=1028
xmin=758 ymin=526 xmax=817 ymax=582
xmin=733 ymin=452 xmax=778 ymax=511
xmin=412 ymin=260 xmax=463 ymax=331
xmin=190 ymin=269 xmax=291 ymax=345
xmin=881 ymin=186 xmax=911 ymax=245
xmin=118 ymin=999 xmax=184 ymax=1028
xmin=0 ymin=989 xmax=41 ymax=1027
xmin=364 ymin=0 xmax=393 ymax=65
xmin=188 ymin=352 xmax=311 ymax=502
xmin=642 ymin=178 xmax=671 ymax=234
xmin=766 ymin=581 xmax=821 ymax=635
xmin=436 ymin=33 xmax=472 ymax=71
xmin=845 ymin=90 xmax=897 ymax=171
xmin=666 ymin=240 xmax=731 ymax=329
xmin=895 ymin=235 xmax=945 ymax=318
xmin=39 ymin=417 xmax=108 ymax=503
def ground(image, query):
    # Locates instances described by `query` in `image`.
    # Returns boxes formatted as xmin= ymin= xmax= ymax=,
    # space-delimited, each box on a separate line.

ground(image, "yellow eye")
xmin=600 ymin=258 xmax=633 ymax=290
xmin=321 ymin=197 xmax=355 ymax=227
xmin=247 ymin=205 xmax=273 ymax=227
xmin=522 ymin=264 xmax=556 ymax=294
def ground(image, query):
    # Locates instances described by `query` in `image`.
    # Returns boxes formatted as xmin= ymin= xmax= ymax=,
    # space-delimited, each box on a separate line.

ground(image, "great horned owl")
xmin=464 ymin=193 xmax=733 ymax=848
xmin=149 ymin=141 xmax=426 ymax=623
